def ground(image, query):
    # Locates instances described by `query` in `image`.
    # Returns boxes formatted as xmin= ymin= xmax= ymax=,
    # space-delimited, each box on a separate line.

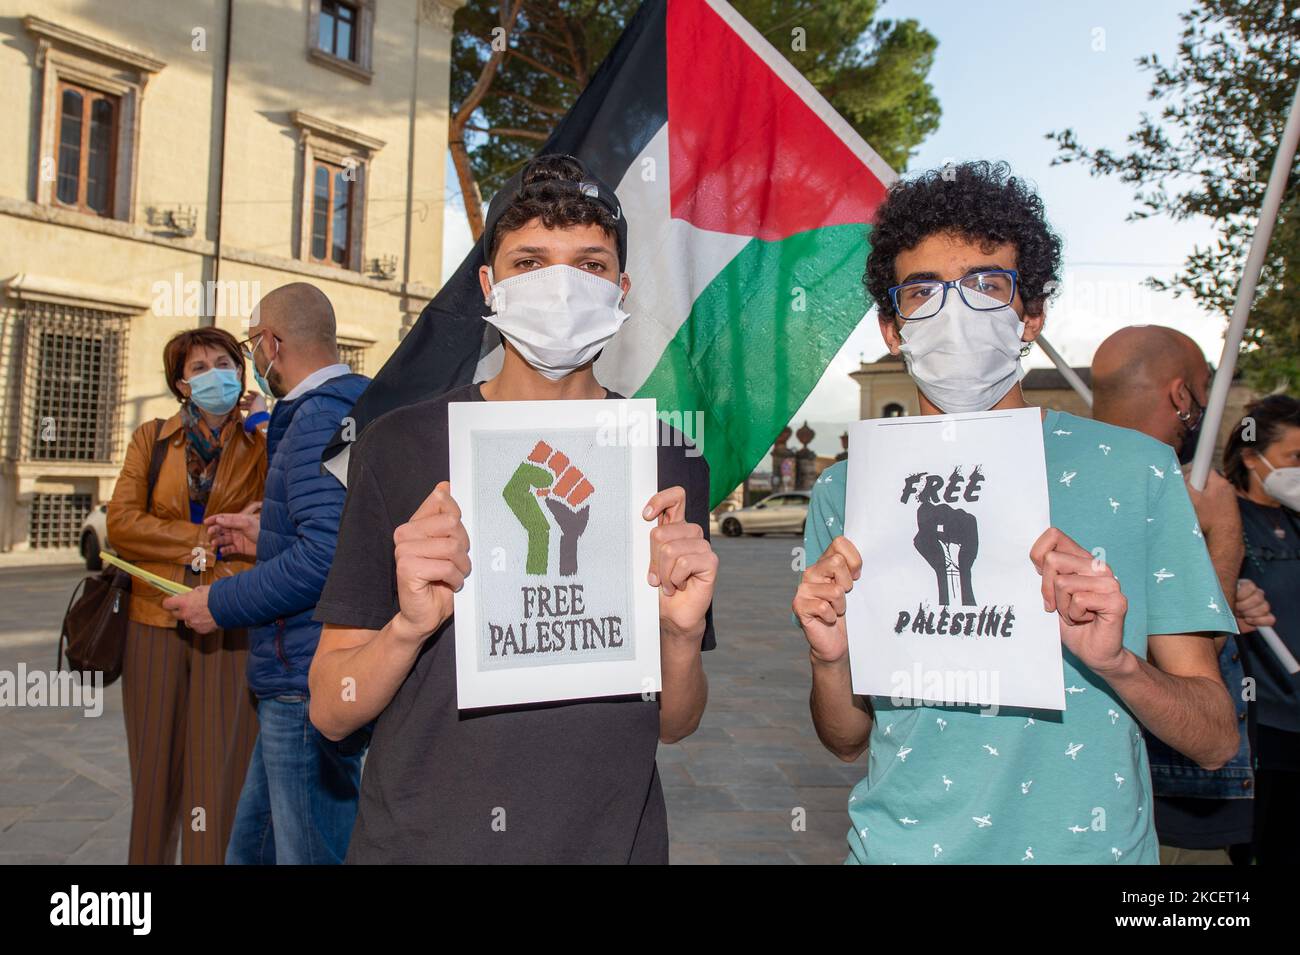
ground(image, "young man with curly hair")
xmin=793 ymin=161 xmax=1239 ymax=864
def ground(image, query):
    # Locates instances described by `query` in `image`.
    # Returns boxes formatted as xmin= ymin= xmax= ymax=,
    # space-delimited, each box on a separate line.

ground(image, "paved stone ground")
xmin=0 ymin=537 xmax=859 ymax=865
xmin=661 ymin=534 xmax=859 ymax=863
xmin=0 ymin=563 xmax=132 ymax=865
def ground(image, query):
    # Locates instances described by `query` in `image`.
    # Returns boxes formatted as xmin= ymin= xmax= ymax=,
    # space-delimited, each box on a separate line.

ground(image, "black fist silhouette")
xmin=913 ymin=501 xmax=979 ymax=606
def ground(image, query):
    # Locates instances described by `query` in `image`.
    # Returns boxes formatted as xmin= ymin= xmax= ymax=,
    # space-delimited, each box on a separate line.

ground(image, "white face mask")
xmin=485 ymin=264 xmax=630 ymax=381
xmin=1258 ymin=456 xmax=1300 ymax=510
xmin=897 ymin=286 xmax=1027 ymax=414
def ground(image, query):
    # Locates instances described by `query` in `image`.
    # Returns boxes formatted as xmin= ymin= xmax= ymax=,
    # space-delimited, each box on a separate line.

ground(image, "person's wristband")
xmin=244 ymin=411 xmax=270 ymax=433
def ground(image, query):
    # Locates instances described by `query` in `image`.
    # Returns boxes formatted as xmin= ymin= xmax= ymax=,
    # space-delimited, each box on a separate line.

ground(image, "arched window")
xmin=882 ymin=402 xmax=906 ymax=418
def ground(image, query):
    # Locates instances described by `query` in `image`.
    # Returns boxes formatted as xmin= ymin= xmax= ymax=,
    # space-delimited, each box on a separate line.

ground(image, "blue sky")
xmin=441 ymin=0 xmax=1231 ymax=451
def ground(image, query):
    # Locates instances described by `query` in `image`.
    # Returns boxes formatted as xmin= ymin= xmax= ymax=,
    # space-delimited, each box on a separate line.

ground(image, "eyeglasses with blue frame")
xmin=887 ymin=269 xmax=1019 ymax=320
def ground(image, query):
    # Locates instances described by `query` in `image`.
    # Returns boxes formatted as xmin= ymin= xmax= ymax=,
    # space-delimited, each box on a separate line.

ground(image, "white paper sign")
xmin=449 ymin=398 xmax=661 ymax=709
xmin=842 ymin=408 xmax=1065 ymax=711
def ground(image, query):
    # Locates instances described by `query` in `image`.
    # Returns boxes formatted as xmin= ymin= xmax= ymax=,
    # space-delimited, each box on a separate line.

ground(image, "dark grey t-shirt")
xmin=315 ymin=382 xmax=715 ymax=863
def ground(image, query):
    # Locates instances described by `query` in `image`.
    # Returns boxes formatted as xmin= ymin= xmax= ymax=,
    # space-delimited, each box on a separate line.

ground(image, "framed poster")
xmin=449 ymin=398 xmax=661 ymax=709
xmin=842 ymin=407 xmax=1065 ymax=712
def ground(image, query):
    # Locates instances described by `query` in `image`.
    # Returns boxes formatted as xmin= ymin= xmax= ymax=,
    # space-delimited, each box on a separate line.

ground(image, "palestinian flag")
xmin=325 ymin=0 xmax=894 ymax=505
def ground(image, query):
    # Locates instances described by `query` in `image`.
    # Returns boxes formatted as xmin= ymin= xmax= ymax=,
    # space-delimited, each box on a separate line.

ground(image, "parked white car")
xmin=716 ymin=491 xmax=811 ymax=537
xmin=79 ymin=504 xmax=110 ymax=570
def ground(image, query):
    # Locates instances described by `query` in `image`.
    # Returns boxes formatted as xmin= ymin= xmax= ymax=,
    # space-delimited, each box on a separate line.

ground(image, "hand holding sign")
xmin=1030 ymin=527 xmax=1128 ymax=675
xmin=644 ymin=486 xmax=717 ymax=640
xmin=793 ymin=536 xmax=863 ymax=665
xmin=394 ymin=480 xmax=472 ymax=643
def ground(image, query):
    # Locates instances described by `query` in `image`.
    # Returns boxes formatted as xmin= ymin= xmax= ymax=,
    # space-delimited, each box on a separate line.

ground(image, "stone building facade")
xmin=0 ymin=0 xmax=464 ymax=560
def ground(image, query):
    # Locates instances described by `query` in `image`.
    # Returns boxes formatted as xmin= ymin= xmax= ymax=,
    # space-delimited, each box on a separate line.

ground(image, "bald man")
xmin=1094 ymin=325 xmax=1214 ymax=459
xmin=1093 ymin=325 xmax=1265 ymax=866
xmin=1093 ymin=326 xmax=1249 ymax=613
xmin=244 ymin=283 xmax=343 ymax=400
xmin=164 ymin=282 xmax=372 ymax=864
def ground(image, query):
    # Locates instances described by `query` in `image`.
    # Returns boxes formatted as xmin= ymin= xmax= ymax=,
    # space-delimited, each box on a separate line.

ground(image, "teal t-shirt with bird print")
xmin=804 ymin=410 xmax=1235 ymax=864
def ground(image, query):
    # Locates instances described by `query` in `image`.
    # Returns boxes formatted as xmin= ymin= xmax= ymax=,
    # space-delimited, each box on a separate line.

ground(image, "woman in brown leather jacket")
xmin=107 ymin=326 xmax=267 ymax=864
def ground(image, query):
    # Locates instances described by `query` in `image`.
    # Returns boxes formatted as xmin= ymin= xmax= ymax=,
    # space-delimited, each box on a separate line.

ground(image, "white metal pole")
xmin=1034 ymin=334 xmax=1093 ymax=407
xmin=1253 ymin=627 xmax=1299 ymax=674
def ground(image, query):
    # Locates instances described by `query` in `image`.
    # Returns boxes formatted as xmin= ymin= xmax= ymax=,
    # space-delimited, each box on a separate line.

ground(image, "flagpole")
xmin=1034 ymin=334 xmax=1092 ymax=408
xmin=1188 ymin=75 xmax=1300 ymax=676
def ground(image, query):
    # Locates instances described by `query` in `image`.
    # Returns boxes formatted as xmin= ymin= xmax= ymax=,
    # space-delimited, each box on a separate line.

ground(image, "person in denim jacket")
xmin=1224 ymin=396 xmax=1300 ymax=864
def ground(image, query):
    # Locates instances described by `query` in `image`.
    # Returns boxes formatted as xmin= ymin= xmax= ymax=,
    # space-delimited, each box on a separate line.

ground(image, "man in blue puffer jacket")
xmin=165 ymin=283 xmax=370 ymax=864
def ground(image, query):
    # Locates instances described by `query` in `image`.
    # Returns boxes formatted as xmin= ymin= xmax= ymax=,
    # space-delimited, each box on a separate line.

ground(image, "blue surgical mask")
xmin=252 ymin=335 xmax=281 ymax=397
xmin=185 ymin=367 xmax=242 ymax=415
xmin=253 ymin=364 xmax=275 ymax=397
xmin=897 ymin=287 xmax=1026 ymax=414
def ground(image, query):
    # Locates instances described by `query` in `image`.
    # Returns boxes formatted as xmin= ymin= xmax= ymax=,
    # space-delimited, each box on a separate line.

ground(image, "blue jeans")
xmin=225 ymin=695 xmax=364 ymax=865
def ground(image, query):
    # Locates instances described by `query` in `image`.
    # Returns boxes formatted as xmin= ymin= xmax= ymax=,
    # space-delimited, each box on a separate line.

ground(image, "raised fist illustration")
xmin=502 ymin=440 xmax=594 ymax=576
xmin=913 ymin=501 xmax=979 ymax=606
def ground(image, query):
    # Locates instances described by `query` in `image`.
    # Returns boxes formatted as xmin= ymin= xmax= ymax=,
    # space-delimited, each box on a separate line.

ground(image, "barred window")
xmin=20 ymin=303 xmax=129 ymax=462
xmin=338 ymin=342 xmax=367 ymax=375
xmin=28 ymin=492 xmax=92 ymax=549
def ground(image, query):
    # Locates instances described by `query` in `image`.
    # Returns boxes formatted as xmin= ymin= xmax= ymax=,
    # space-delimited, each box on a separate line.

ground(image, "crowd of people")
xmin=102 ymin=155 xmax=1298 ymax=865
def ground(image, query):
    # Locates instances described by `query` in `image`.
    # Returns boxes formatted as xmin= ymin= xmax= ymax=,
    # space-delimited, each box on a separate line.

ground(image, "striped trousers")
xmin=120 ymin=620 xmax=259 ymax=864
